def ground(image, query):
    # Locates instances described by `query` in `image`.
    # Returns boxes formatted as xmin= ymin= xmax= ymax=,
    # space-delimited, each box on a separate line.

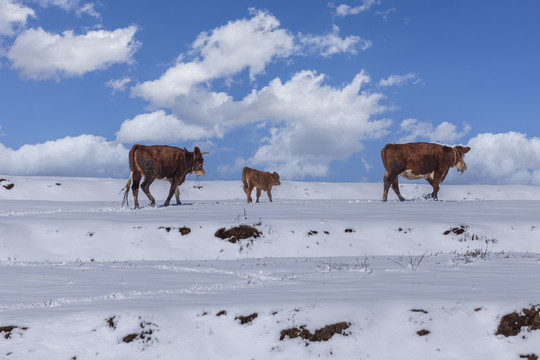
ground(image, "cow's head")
xmin=453 ymin=146 xmax=471 ymax=174
xmin=191 ymin=147 xmax=208 ymax=176
xmin=272 ymin=172 xmax=281 ymax=186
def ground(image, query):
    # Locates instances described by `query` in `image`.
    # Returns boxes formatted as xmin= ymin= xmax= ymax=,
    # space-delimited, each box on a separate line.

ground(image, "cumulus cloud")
xmin=125 ymin=9 xmax=390 ymax=178
xmin=298 ymin=25 xmax=371 ymax=57
xmin=115 ymin=110 xmax=214 ymax=144
xmin=379 ymin=73 xmax=420 ymax=87
xmin=243 ymin=70 xmax=390 ymax=178
xmin=7 ymin=26 xmax=140 ymax=79
xmin=399 ymin=119 xmax=471 ymax=143
xmin=462 ymin=132 xmax=540 ymax=185
xmin=131 ymin=9 xmax=294 ymax=106
xmin=335 ymin=0 xmax=379 ymax=17
xmin=0 ymin=135 xmax=129 ymax=177
xmin=0 ymin=0 xmax=35 ymax=36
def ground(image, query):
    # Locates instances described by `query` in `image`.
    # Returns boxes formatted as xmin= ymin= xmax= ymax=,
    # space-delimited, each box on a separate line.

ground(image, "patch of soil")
xmin=215 ymin=225 xmax=260 ymax=243
xmin=3 ymin=183 xmax=14 ymax=190
xmin=0 ymin=178 xmax=7 ymax=182
xmin=417 ymin=329 xmax=430 ymax=336
xmin=344 ymin=228 xmax=355 ymax=233
xmin=236 ymin=313 xmax=258 ymax=324
xmin=107 ymin=316 xmax=117 ymax=329
xmin=496 ymin=305 xmax=540 ymax=337
xmin=411 ymin=309 xmax=428 ymax=314
xmin=307 ymin=230 xmax=318 ymax=236
xmin=444 ymin=225 xmax=467 ymax=235
xmin=520 ymin=354 xmax=538 ymax=360
xmin=179 ymin=226 xmax=191 ymax=235
xmin=216 ymin=310 xmax=227 ymax=317
xmin=0 ymin=325 xmax=28 ymax=339
xmin=159 ymin=226 xmax=172 ymax=232
xmin=122 ymin=320 xmax=157 ymax=344
xmin=280 ymin=322 xmax=351 ymax=342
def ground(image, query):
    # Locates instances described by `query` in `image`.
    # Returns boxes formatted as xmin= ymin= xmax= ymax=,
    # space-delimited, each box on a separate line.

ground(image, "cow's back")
xmin=382 ymin=142 xmax=449 ymax=175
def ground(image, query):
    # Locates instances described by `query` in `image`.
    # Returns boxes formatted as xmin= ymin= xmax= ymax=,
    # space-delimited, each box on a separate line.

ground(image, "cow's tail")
xmin=242 ymin=167 xmax=248 ymax=189
xmin=381 ymin=145 xmax=390 ymax=181
xmin=121 ymin=171 xmax=133 ymax=208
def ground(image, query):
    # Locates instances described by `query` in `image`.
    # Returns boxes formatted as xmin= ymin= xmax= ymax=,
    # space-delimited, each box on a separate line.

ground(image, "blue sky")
xmin=1 ymin=0 xmax=540 ymax=184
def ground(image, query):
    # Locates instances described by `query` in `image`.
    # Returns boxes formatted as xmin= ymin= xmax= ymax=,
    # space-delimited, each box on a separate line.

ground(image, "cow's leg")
xmin=131 ymin=172 xmax=142 ymax=209
xmin=383 ymin=171 xmax=404 ymax=201
xmin=141 ymin=176 xmax=157 ymax=206
xmin=391 ymin=177 xmax=405 ymax=201
xmin=165 ymin=177 xmax=184 ymax=206
xmin=174 ymin=187 xmax=181 ymax=205
xmin=168 ymin=180 xmax=181 ymax=205
xmin=427 ymin=178 xmax=441 ymax=200
xmin=256 ymin=188 xmax=262 ymax=203
xmin=267 ymin=187 xmax=273 ymax=202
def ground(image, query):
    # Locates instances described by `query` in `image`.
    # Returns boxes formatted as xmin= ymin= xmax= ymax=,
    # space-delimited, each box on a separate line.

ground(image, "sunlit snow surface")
xmin=1 ymin=176 xmax=540 ymax=359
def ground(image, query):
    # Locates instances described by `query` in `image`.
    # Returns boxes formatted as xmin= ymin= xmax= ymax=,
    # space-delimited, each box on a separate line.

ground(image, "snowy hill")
xmin=1 ymin=175 xmax=540 ymax=359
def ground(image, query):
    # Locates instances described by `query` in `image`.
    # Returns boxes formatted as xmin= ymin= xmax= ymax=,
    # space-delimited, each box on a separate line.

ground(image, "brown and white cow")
xmin=122 ymin=145 xmax=207 ymax=208
xmin=242 ymin=167 xmax=281 ymax=203
xmin=381 ymin=142 xmax=470 ymax=201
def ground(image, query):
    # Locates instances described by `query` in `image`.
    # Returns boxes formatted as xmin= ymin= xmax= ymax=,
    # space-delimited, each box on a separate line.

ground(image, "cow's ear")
xmin=462 ymin=146 xmax=471 ymax=154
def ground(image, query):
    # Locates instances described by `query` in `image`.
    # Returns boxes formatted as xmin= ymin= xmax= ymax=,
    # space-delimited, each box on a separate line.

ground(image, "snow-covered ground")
xmin=1 ymin=175 xmax=540 ymax=359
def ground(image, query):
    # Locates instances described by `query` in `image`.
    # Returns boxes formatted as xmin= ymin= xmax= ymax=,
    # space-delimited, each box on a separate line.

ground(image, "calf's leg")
xmin=256 ymin=188 xmax=262 ymax=203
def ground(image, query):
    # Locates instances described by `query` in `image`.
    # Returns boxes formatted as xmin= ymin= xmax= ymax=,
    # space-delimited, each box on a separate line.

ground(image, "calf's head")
xmin=453 ymin=146 xmax=471 ymax=174
xmin=271 ymin=172 xmax=281 ymax=186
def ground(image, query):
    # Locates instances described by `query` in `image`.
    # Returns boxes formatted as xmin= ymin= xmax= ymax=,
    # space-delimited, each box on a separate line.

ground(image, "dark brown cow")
xmin=381 ymin=142 xmax=470 ymax=201
xmin=242 ymin=167 xmax=281 ymax=203
xmin=122 ymin=145 xmax=207 ymax=208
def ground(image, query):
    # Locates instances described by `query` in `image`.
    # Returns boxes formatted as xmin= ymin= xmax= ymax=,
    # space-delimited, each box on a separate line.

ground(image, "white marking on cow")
xmin=399 ymin=170 xmax=435 ymax=181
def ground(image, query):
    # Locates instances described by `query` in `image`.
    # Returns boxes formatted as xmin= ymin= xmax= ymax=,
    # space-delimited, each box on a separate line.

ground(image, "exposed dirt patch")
xmin=444 ymin=225 xmax=467 ymax=235
xmin=0 ymin=178 xmax=7 ymax=182
xmin=216 ymin=310 xmax=227 ymax=317
xmin=280 ymin=322 xmax=351 ymax=342
xmin=158 ymin=226 xmax=191 ymax=236
xmin=520 ymin=354 xmax=538 ymax=360
xmin=179 ymin=226 xmax=191 ymax=236
xmin=122 ymin=320 xmax=157 ymax=345
xmin=3 ymin=183 xmax=14 ymax=190
xmin=496 ymin=305 xmax=540 ymax=337
xmin=344 ymin=228 xmax=355 ymax=233
xmin=443 ymin=225 xmax=497 ymax=244
xmin=106 ymin=316 xmax=117 ymax=329
xmin=417 ymin=329 xmax=430 ymax=336
xmin=215 ymin=225 xmax=261 ymax=244
xmin=411 ymin=309 xmax=428 ymax=314
xmin=0 ymin=325 xmax=28 ymax=339
xmin=236 ymin=313 xmax=258 ymax=324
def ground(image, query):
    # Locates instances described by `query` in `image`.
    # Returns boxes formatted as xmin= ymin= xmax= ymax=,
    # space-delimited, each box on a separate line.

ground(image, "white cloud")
xmin=379 ymin=73 xmax=420 ymax=87
xmin=131 ymin=9 xmax=295 ymax=106
xmin=298 ymin=25 xmax=371 ymax=57
xmin=399 ymin=119 xmax=471 ymax=143
xmin=115 ymin=110 xmax=215 ymax=144
xmin=335 ymin=0 xmax=379 ymax=17
xmin=462 ymin=132 xmax=540 ymax=185
xmin=7 ymin=26 xmax=140 ymax=80
xmin=244 ymin=70 xmax=390 ymax=178
xmin=0 ymin=0 xmax=35 ymax=36
xmin=105 ymin=76 xmax=131 ymax=94
xmin=127 ymin=10 xmax=387 ymax=178
xmin=34 ymin=0 xmax=100 ymax=18
xmin=0 ymin=135 xmax=129 ymax=177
